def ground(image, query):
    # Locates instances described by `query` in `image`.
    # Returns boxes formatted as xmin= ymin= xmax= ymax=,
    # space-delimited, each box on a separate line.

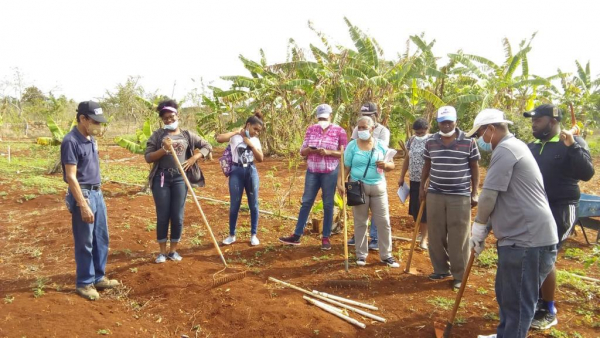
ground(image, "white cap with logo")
xmin=466 ymin=109 xmax=513 ymax=137
xmin=437 ymin=106 xmax=457 ymax=123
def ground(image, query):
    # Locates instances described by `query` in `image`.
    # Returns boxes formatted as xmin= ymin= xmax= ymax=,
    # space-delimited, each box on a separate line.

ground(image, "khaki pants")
xmin=352 ymin=181 xmax=393 ymax=261
xmin=426 ymin=193 xmax=470 ymax=281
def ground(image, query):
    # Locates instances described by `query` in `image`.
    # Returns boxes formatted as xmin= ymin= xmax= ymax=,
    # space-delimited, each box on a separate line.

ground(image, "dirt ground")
xmin=0 ymin=144 xmax=599 ymax=338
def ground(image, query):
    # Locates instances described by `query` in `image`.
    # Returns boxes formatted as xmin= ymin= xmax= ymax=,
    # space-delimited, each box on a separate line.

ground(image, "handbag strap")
xmin=361 ymin=147 xmax=376 ymax=179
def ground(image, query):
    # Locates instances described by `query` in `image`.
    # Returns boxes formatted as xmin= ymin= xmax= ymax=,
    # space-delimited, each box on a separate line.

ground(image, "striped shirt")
xmin=423 ymin=129 xmax=480 ymax=196
xmin=301 ymin=124 xmax=348 ymax=173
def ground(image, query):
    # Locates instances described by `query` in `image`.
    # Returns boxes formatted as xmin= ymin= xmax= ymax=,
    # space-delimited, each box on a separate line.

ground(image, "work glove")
xmin=470 ymin=222 xmax=489 ymax=257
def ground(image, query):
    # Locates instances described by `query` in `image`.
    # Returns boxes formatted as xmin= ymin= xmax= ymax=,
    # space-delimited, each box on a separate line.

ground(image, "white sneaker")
xmin=155 ymin=253 xmax=167 ymax=264
xmin=250 ymin=235 xmax=260 ymax=246
xmin=222 ymin=236 xmax=236 ymax=245
xmin=477 ymin=335 xmax=497 ymax=338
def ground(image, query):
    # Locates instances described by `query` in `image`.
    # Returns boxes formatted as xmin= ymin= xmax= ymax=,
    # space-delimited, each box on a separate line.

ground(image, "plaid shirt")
xmin=301 ymin=124 xmax=348 ymax=173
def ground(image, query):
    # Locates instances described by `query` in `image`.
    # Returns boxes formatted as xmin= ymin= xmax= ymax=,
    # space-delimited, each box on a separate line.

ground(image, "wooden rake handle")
xmin=340 ymin=145 xmax=349 ymax=273
xmin=443 ymin=249 xmax=476 ymax=337
xmin=168 ymin=144 xmax=228 ymax=267
xmin=404 ymin=200 xmax=425 ymax=273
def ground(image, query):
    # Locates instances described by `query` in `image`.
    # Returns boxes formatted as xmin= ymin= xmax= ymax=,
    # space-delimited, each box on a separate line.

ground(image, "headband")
xmin=160 ymin=106 xmax=178 ymax=114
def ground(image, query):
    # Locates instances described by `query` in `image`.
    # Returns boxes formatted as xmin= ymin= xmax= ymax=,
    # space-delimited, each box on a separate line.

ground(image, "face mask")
xmin=357 ymin=130 xmax=371 ymax=140
xmin=245 ymin=129 xmax=251 ymax=138
xmin=414 ymin=135 xmax=427 ymax=141
xmin=477 ymin=127 xmax=494 ymax=152
xmin=318 ymin=121 xmax=330 ymax=129
xmin=439 ymin=129 xmax=455 ymax=137
xmin=85 ymin=119 xmax=102 ymax=136
xmin=164 ymin=120 xmax=179 ymax=131
xmin=533 ymin=121 xmax=552 ymax=140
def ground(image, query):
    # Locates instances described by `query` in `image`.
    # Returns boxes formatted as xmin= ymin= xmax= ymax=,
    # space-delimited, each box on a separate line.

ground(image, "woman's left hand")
xmin=337 ymin=181 xmax=346 ymax=195
xmin=182 ymin=157 xmax=197 ymax=171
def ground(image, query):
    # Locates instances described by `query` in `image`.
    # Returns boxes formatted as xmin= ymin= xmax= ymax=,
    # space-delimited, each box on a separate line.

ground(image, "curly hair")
xmin=157 ymin=99 xmax=179 ymax=116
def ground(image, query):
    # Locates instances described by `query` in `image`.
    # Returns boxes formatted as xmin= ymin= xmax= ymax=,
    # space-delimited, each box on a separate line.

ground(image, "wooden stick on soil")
xmin=268 ymin=277 xmax=386 ymax=322
xmin=303 ymin=296 xmax=366 ymax=329
xmin=404 ymin=200 xmax=425 ymax=273
xmin=312 ymin=290 xmax=378 ymax=311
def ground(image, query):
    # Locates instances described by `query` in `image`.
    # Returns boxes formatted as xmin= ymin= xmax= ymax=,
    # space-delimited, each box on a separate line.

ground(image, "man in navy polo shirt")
xmin=61 ymin=101 xmax=119 ymax=300
xmin=420 ymin=106 xmax=480 ymax=290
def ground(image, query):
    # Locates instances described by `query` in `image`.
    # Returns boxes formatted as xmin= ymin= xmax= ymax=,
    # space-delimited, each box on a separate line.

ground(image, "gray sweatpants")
xmin=352 ymin=181 xmax=393 ymax=261
xmin=426 ymin=192 xmax=471 ymax=281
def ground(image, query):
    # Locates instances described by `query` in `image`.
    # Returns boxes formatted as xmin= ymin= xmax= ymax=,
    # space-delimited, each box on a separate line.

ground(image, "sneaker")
xmin=477 ymin=335 xmax=497 ymax=338
xmin=250 ymin=235 xmax=260 ymax=246
xmin=76 ymin=284 xmax=99 ymax=300
xmin=279 ymin=234 xmax=301 ymax=246
xmin=94 ymin=277 xmax=120 ymax=290
xmin=155 ymin=253 xmax=167 ymax=264
xmin=222 ymin=236 xmax=236 ymax=245
xmin=452 ymin=280 xmax=462 ymax=290
xmin=368 ymin=239 xmax=379 ymax=251
xmin=381 ymin=257 xmax=400 ymax=268
xmin=348 ymin=236 xmax=356 ymax=246
xmin=168 ymin=251 xmax=182 ymax=261
xmin=420 ymin=241 xmax=429 ymax=251
xmin=321 ymin=237 xmax=332 ymax=251
xmin=356 ymin=258 xmax=367 ymax=266
xmin=428 ymin=273 xmax=451 ymax=280
xmin=530 ymin=308 xmax=558 ymax=330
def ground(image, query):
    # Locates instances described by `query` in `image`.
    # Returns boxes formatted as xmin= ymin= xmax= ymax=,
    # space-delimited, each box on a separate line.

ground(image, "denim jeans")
xmin=369 ymin=220 xmax=378 ymax=241
xmin=151 ymin=170 xmax=188 ymax=243
xmin=496 ymin=244 xmax=557 ymax=338
xmin=294 ymin=167 xmax=339 ymax=238
xmin=229 ymin=164 xmax=259 ymax=236
xmin=65 ymin=188 xmax=109 ymax=287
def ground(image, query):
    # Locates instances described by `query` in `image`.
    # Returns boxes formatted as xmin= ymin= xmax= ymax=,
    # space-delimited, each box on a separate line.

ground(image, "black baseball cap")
xmin=360 ymin=102 xmax=378 ymax=115
xmin=523 ymin=104 xmax=562 ymax=121
xmin=77 ymin=101 xmax=107 ymax=123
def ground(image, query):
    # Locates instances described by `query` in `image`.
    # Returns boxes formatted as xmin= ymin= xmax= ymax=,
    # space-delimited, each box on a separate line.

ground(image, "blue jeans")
xmin=152 ymin=170 xmax=188 ymax=243
xmin=369 ymin=220 xmax=378 ymax=241
xmin=294 ymin=167 xmax=339 ymax=238
xmin=496 ymin=244 xmax=557 ymax=338
xmin=65 ymin=188 xmax=109 ymax=287
xmin=229 ymin=165 xmax=259 ymax=236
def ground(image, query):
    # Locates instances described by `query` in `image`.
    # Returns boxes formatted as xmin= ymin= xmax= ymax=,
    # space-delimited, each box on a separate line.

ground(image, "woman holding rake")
xmin=338 ymin=116 xmax=399 ymax=268
xmin=145 ymin=99 xmax=212 ymax=263
xmin=216 ymin=112 xmax=265 ymax=246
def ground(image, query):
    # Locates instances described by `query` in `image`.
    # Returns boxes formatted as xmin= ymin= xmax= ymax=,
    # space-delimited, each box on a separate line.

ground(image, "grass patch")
xmin=22 ymin=194 xmax=37 ymax=201
xmin=101 ymin=161 xmax=149 ymax=185
xmin=426 ymin=296 xmax=461 ymax=311
xmin=476 ymin=287 xmax=489 ymax=295
xmin=4 ymin=295 xmax=14 ymax=304
xmin=477 ymin=248 xmax=498 ymax=268
xmin=145 ymin=222 xmax=156 ymax=232
xmin=556 ymin=270 xmax=600 ymax=298
xmin=564 ymin=247 xmax=586 ymax=261
xmin=32 ymin=277 xmax=49 ymax=298
xmin=483 ymin=312 xmax=499 ymax=321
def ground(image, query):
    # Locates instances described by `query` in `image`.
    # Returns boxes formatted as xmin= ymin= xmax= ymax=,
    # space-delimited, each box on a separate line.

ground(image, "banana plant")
xmin=36 ymin=117 xmax=76 ymax=146
xmin=114 ymin=118 xmax=153 ymax=154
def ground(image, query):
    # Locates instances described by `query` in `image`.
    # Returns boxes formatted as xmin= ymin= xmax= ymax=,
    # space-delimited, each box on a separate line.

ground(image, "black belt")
xmin=80 ymin=184 xmax=101 ymax=191
xmin=158 ymin=168 xmax=180 ymax=174
xmin=233 ymin=162 xmax=254 ymax=167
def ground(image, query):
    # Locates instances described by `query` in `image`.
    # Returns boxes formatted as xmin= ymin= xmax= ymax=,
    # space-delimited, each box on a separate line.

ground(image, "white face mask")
xmin=164 ymin=120 xmax=179 ymax=131
xmin=414 ymin=135 xmax=427 ymax=141
xmin=357 ymin=130 xmax=371 ymax=140
xmin=318 ymin=121 xmax=330 ymax=130
xmin=439 ymin=129 xmax=455 ymax=137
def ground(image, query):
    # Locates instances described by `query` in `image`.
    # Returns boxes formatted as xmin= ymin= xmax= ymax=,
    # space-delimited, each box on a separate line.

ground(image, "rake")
xmin=168 ymin=144 xmax=246 ymax=287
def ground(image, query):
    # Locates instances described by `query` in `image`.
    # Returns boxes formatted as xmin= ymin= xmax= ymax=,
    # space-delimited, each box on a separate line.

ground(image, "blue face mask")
xmin=164 ymin=120 xmax=179 ymax=131
xmin=477 ymin=127 xmax=493 ymax=152
xmin=357 ymin=130 xmax=371 ymax=141
xmin=245 ymin=129 xmax=251 ymax=138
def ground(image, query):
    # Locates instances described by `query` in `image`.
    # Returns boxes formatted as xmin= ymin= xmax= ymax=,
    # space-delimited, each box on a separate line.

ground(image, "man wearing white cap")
xmin=280 ymin=104 xmax=348 ymax=250
xmin=466 ymin=109 xmax=558 ymax=338
xmin=420 ymin=106 xmax=480 ymax=290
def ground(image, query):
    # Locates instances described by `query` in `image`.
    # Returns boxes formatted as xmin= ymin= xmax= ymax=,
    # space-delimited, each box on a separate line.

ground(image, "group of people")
xmin=61 ymin=98 xmax=594 ymax=338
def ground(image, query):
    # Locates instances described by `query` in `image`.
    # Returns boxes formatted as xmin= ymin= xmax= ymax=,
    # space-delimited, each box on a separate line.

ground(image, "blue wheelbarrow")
xmin=577 ymin=194 xmax=600 ymax=244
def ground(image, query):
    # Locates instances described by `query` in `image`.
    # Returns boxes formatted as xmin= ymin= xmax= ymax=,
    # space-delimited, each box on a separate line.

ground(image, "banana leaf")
xmin=115 ymin=137 xmax=145 ymax=155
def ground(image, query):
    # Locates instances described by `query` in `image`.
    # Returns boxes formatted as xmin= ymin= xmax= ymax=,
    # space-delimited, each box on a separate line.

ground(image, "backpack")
xmin=219 ymin=144 xmax=233 ymax=177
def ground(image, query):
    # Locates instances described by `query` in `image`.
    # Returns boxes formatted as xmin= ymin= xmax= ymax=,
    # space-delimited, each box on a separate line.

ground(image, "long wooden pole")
xmin=303 ymin=296 xmax=366 ymax=329
xmin=404 ymin=200 xmax=425 ymax=273
xmin=312 ymin=290 xmax=378 ymax=311
xmin=340 ymin=145 xmax=348 ymax=273
xmin=442 ymin=250 xmax=476 ymax=337
xmin=268 ymin=277 xmax=386 ymax=322
xmin=168 ymin=144 xmax=227 ymax=267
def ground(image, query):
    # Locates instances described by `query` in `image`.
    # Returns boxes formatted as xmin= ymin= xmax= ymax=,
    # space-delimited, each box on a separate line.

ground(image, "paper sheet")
xmin=397 ymin=182 xmax=410 ymax=204
xmin=384 ymin=149 xmax=397 ymax=162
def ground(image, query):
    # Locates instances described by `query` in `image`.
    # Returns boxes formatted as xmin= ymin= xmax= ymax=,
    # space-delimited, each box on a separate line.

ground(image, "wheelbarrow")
xmin=577 ymin=193 xmax=600 ymax=244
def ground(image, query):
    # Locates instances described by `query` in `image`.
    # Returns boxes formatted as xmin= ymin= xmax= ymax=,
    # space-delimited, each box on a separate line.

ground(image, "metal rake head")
xmin=212 ymin=269 xmax=247 ymax=287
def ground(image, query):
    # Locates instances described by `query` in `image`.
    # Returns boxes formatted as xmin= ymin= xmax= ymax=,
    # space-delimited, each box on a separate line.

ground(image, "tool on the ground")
xmin=391 ymin=236 xmax=413 ymax=241
xmin=312 ymin=290 xmax=378 ymax=311
xmin=324 ymin=279 xmax=370 ymax=288
xmin=404 ymin=200 xmax=425 ymax=274
xmin=434 ymin=249 xmax=476 ymax=338
xmin=303 ymin=295 xmax=367 ymax=329
xmin=340 ymin=145 xmax=349 ymax=272
xmin=168 ymin=144 xmax=246 ymax=286
xmin=268 ymin=277 xmax=386 ymax=322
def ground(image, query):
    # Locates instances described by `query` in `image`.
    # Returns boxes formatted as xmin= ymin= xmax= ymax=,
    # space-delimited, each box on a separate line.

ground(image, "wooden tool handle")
xmin=444 ymin=249 xmax=476 ymax=337
xmin=168 ymin=144 xmax=228 ymax=267
xmin=340 ymin=145 xmax=349 ymax=273
xmin=404 ymin=200 xmax=425 ymax=272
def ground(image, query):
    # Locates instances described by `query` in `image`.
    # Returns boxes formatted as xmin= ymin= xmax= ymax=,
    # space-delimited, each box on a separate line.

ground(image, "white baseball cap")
xmin=437 ymin=106 xmax=457 ymax=122
xmin=465 ymin=109 xmax=513 ymax=137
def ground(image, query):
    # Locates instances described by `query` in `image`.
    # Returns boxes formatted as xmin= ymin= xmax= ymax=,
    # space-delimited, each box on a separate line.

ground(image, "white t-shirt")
xmin=351 ymin=124 xmax=390 ymax=147
xmin=230 ymin=134 xmax=262 ymax=164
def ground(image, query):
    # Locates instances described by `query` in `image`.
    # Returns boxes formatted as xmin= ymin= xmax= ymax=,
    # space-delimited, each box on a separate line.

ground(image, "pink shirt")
xmin=301 ymin=124 xmax=348 ymax=173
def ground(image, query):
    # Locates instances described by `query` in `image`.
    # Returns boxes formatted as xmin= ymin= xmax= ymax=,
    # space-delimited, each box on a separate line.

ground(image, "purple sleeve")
xmin=339 ymin=128 xmax=348 ymax=149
